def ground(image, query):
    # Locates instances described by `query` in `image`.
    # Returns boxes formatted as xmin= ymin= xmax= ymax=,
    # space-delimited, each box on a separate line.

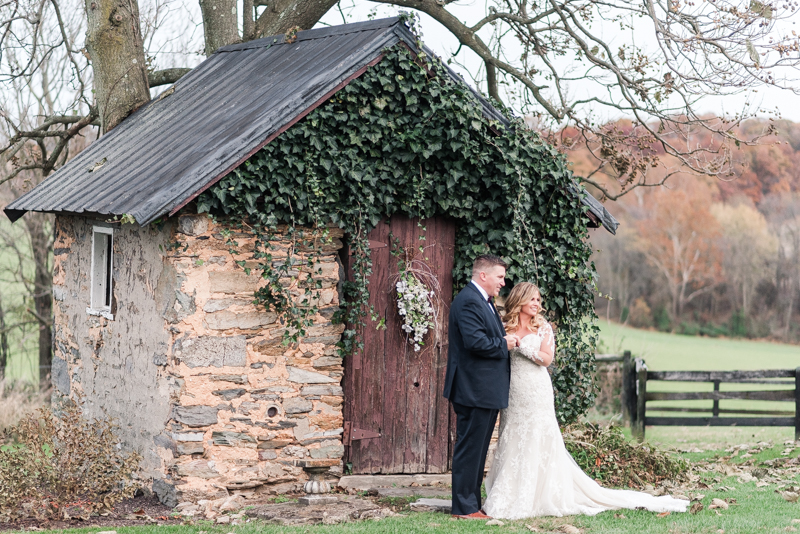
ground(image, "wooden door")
xmin=342 ymin=215 xmax=456 ymax=474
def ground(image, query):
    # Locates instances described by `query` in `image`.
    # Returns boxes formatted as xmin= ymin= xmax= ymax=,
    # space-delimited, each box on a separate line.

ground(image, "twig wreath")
xmin=391 ymin=232 xmax=442 ymax=352
xmin=198 ymin=34 xmax=601 ymax=424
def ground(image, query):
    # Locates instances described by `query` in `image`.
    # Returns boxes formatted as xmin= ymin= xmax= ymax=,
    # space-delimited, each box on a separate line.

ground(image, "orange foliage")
xmin=562 ymin=118 xmax=800 ymax=203
xmin=630 ymin=179 xmax=722 ymax=319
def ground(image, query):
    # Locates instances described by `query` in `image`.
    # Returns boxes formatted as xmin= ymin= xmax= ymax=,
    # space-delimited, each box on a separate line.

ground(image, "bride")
xmin=483 ymin=282 xmax=689 ymax=519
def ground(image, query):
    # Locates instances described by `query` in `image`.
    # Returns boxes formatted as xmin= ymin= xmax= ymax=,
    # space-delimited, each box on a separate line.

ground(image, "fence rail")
xmin=617 ymin=351 xmax=800 ymax=442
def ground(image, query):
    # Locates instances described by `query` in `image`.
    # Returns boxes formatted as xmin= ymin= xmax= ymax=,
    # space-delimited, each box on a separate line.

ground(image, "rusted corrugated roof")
xmin=4 ymin=17 xmax=618 ymax=233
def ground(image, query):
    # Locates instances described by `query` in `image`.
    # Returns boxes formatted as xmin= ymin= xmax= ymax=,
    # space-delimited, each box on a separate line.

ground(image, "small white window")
xmin=87 ymin=226 xmax=114 ymax=319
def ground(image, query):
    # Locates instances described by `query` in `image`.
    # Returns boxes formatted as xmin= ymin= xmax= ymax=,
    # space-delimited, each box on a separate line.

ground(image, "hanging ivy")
xmin=197 ymin=45 xmax=601 ymax=425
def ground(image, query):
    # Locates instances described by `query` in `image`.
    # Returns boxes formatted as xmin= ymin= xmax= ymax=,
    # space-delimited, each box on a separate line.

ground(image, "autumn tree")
xmin=711 ymin=202 xmax=778 ymax=317
xmin=761 ymin=193 xmax=800 ymax=340
xmin=632 ymin=180 xmax=723 ymax=321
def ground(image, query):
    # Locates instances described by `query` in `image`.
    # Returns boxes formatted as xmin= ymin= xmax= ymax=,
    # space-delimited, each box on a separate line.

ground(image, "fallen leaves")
xmin=690 ymin=502 xmax=704 ymax=514
xmin=657 ymin=511 xmax=671 ymax=518
xmin=709 ymin=498 xmax=729 ymax=510
xmin=123 ymin=511 xmax=154 ymax=522
xmin=752 ymin=468 xmax=769 ymax=479
xmin=737 ymin=472 xmax=757 ymax=483
xmin=522 ymin=524 xmax=580 ymax=534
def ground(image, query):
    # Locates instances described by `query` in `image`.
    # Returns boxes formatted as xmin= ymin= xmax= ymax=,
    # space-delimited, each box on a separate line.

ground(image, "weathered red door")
xmin=342 ymin=215 xmax=456 ymax=473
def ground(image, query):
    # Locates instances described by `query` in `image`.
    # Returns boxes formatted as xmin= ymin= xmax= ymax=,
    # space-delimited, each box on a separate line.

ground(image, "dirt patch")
xmin=0 ymin=495 xmax=179 ymax=532
xmin=245 ymin=495 xmax=398 ymax=525
xmin=0 ymin=493 xmax=403 ymax=531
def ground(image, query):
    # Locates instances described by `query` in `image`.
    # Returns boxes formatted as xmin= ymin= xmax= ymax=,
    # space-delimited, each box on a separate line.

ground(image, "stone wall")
xmin=593 ymin=360 xmax=623 ymax=415
xmin=52 ymin=213 xmax=346 ymax=505
xmin=52 ymin=215 xmax=176 ymax=481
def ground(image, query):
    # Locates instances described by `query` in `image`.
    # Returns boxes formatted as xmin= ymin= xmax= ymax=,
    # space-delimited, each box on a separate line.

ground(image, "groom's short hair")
xmin=472 ymin=254 xmax=508 ymax=278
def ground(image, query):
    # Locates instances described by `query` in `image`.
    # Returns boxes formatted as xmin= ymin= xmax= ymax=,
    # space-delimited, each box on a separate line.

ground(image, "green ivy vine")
xmin=197 ymin=45 xmax=600 ymax=424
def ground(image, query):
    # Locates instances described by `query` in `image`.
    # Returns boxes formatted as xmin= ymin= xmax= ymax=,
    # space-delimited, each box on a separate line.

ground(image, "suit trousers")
xmin=450 ymin=401 xmax=499 ymax=515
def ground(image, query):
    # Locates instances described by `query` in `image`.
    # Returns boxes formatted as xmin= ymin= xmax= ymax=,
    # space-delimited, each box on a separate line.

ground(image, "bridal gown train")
xmin=483 ymin=325 xmax=689 ymax=519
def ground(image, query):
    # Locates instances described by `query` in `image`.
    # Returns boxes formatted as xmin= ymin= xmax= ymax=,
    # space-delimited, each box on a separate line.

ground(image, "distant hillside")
xmin=577 ymin=119 xmax=800 ymax=343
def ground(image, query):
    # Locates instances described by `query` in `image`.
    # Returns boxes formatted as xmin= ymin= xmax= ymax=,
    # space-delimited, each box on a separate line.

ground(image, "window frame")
xmin=87 ymin=225 xmax=115 ymax=320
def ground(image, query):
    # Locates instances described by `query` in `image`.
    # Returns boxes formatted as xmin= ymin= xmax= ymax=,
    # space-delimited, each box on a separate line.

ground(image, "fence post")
xmin=620 ymin=351 xmax=636 ymax=428
xmin=795 ymin=367 xmax=799 ymax=442
xmin=712 ymin=380 xmax=721 ymax=418
xmin=633 ymin=358 xmax=648 ymax=442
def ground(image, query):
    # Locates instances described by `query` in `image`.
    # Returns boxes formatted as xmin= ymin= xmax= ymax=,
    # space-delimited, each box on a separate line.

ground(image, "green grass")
xmin=619 ymin=424 xmax=795 ymax=450
xmin=597 ymin=320 xmax=799 ymax=447
xmin=598 ymin=320 xmax=800 ymax=370
xmin=27 ymin=442 xmax=800 ymax=533
xmin=29 ymin=466 xmax=800 ymax=534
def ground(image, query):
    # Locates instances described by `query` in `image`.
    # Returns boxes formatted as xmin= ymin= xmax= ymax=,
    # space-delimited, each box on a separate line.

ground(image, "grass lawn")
xmin=27 ymin=443 xmax=800 ymax=534
xmin=597 ymin=320 xmax=799 ymax=448
xmin=30 ymin=468 xmax=800 ymax=534
xmin=597 ymin=320 xmax=800 ymax=371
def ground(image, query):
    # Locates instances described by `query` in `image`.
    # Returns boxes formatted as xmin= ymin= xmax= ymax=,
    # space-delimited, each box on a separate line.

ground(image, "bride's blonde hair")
xmin=503 ymin=282 xmax=548 ymax=334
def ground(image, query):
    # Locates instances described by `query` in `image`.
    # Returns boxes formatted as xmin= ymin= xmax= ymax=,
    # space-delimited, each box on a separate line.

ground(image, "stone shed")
xmin=5 ymin=18 xmax=617 ymax=505
xmin=47 ymin=214 xmax=347 ymax=503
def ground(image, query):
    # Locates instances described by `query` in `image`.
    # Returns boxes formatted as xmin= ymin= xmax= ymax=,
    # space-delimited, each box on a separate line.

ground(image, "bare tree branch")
xmin=148 ymin=67 xmax=191 ymax=87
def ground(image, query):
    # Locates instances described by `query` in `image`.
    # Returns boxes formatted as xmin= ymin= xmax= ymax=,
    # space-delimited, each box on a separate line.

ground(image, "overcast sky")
xmin=146 ymin=0 xmax=800 ymax=123
xmin=313 ymin=0 xmax=800 ymax=123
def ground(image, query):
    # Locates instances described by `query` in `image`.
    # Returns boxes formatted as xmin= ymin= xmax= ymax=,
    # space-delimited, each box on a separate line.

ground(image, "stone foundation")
xmin=51 ymin=212 xmax=346 ymax=503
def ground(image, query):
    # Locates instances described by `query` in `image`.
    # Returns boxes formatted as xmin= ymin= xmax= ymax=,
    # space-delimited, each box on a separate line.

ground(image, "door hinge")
xmin=343 ymin=421 xmax=381 ymax=446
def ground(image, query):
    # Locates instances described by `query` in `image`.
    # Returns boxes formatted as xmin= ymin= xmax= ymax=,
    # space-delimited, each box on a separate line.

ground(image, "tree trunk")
xmin=242 ymin=0 xmax=254 ymax=41
xmin=252 ymin=0 xmax=338 ymax=39
xmin=23 ymin=214 xmax=53 ymax=390
xmin=200 ymin=0 xmax=239 ymax=56
xmin=785 ymin=278 xmax=795 ymax=340
xmin=0 ymin=296 xmax=8 ymax=382
xmin=85 ymin=0 xmax=150 ymax=132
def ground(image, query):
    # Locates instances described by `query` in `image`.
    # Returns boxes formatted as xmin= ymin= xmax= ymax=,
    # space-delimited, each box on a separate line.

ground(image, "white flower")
xmin=395 ymin=271 xmax=435 ymax=352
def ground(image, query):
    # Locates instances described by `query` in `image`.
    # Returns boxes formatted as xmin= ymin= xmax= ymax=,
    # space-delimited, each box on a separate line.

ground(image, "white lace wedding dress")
xmin=483 ymin=325 xmax=689 ymax=519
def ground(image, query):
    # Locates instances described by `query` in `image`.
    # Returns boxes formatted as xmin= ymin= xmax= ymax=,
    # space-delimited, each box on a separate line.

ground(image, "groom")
xmin=443 ymin=254 xmax=518 ymax=519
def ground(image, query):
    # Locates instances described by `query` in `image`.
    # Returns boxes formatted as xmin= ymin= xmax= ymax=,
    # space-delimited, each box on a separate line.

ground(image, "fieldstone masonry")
xmin=51 ymin=212 xmax=346 ymax=503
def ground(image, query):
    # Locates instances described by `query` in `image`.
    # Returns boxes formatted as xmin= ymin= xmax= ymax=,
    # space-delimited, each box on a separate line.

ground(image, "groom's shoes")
xmin=452 ymin=511 xmax=492 ymax=520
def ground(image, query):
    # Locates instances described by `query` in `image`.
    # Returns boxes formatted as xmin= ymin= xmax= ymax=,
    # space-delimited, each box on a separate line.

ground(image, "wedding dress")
xmin=483 ymin=325 xmax=689 ymax=519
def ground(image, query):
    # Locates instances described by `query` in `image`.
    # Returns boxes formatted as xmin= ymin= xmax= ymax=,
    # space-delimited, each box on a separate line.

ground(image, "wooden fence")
xmin=613 ymin=351 xmax=800 ymax=442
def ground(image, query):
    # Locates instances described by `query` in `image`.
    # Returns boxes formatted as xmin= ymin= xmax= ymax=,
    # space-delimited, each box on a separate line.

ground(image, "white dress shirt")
xmin=471 ymin=280 xmax=496 ymax=313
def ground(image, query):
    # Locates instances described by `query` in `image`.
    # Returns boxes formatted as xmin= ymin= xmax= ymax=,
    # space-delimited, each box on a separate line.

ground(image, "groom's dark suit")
xmin=443 ymin=281 xmax=510 ymax=515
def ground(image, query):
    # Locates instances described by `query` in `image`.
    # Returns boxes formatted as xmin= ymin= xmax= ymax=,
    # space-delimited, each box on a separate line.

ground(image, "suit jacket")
xmin=443 ymin=282 xmax=511 ymax=409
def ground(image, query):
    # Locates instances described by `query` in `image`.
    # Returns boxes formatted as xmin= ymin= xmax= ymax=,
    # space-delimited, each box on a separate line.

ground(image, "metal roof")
xmin=4 ymin=17 xmax=618 ymax=233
